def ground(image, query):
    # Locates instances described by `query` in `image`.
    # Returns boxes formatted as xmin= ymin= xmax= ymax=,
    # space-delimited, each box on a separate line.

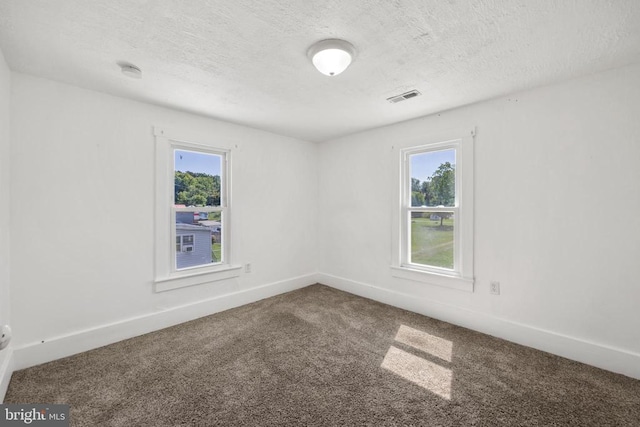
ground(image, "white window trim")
xmin=391 ymin=130 xmax=475 ymax=292
xmin=154 ymin=126 xmax=241 ymax=292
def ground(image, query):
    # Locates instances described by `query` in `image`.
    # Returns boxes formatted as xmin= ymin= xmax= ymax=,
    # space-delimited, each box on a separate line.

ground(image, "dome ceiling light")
xmin=307 ymin=39 xmax=356 ymax=77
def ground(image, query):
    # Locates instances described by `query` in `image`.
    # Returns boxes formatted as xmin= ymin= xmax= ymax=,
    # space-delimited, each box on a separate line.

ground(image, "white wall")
xmin=9 ymin=74 xmax=318 ymax=360
xmin=318 ymin=63 xmax=640 ymax=378
xmin=0 ymin=47 xmax=12 ymax=398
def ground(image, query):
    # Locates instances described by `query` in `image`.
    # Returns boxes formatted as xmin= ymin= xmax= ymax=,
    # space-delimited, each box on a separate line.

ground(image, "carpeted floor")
xmin=5 ymin=284 xmax=640 ymax=426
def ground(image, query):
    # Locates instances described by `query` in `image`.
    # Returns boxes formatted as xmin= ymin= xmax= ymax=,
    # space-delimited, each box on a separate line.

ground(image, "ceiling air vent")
xmin=387 ymin=90 xmax=421 ymax=103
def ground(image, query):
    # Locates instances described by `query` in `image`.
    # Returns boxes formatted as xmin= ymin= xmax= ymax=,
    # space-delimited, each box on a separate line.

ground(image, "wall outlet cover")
xmin=490 ymin=281 xmax=501 ymax=295
xmin=0 ymin=325 xmax=12 ymax=350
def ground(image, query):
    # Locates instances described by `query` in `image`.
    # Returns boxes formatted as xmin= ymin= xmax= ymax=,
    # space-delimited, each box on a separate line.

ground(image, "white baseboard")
xmin=318 ymin=273 xmax=640 ymax=380
xmin=13 ymin=273 xmax=319 ymax=371
xmin=0 ymin=347 xmax=14 ymax=402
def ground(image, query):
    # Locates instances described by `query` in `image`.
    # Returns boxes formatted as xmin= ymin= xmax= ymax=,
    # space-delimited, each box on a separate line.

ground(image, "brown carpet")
xmin=5 ymin=284 xmax=640 ymax=426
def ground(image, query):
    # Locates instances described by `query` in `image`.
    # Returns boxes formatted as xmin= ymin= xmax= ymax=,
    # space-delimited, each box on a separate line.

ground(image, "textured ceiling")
xmin=1 ymin=0 xmax=640 ymax=142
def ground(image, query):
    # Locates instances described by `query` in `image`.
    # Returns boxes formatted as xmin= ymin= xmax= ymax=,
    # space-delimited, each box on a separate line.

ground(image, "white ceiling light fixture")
xmin=119 ymin=62 xmax=142 ymax=79
xmin=307 ymin=39 xmax=356 ymax=77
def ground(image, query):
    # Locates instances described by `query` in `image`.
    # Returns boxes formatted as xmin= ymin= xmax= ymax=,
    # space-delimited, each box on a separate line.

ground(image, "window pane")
xmin=410 ymin=211 xmax=454 ymax=269
xmin=174 ymin=149 xmax=222 ymax=207
xmin=199 ymin=211 xmax=222 ymax=263
xmin=410 ymin=149 xmax=455 ymax=207
xmin=175 ymin=215 xmax=223 ymax=270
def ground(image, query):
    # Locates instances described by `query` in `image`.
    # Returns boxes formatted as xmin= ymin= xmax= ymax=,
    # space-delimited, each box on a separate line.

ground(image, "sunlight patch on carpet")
xmin=394 ymin=325 xmax=453 ymax=362
xmin=381 ymin=346 xmax=452 ymax=400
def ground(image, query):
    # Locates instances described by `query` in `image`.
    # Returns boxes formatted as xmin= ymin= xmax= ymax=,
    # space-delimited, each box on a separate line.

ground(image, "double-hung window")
xmin=172 ymin=148 xmax=225 ymax=270
xmin=392 ymin=132 xmax=474 ymax=292
xmin=154 ymin=127 xmax=240 ymax=292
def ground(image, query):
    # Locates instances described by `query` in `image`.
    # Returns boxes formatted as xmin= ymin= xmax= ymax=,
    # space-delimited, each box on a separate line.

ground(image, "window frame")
xmin=391 ymin=131 xmax=475 ymax=292
xmin=154 ymin=127 xmax=241 ymax=292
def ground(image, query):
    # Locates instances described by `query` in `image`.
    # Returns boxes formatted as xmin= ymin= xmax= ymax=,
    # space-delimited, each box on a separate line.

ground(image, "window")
xmin=392 ymin=132 xmax=474 ymax=292
xmin=408 ymin=148 xmax=456 ymax=270
xmin=173 ymin=149 xmax=224 ymax=270
xmin=176 ymin=234 xmax=195 ymax=253
xmin=154 ymin=127 xmax=241 ymax=292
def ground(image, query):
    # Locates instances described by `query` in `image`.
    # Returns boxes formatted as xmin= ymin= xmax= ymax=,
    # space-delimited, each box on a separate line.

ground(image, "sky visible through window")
xmin=174 ymin=149 xmax=221 ymax=176
xmin=411 ymin=149 xmax=455 ymax=182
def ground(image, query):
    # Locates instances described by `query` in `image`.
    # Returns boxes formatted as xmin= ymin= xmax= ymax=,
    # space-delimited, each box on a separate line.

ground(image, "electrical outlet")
xmin=490 ymin=281 xmax=500 ymax=295
xmin=0 ymin=325 xmax=12 ymax=351
xmin=244 ymin=263 xmax=252 ymax=273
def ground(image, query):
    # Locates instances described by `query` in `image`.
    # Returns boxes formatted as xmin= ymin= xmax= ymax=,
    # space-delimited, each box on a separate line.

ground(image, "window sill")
xmin=154 ymin=264 xmax=242 ymax=292
xmin=390 ymin=266 xmax=474 ymax=292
